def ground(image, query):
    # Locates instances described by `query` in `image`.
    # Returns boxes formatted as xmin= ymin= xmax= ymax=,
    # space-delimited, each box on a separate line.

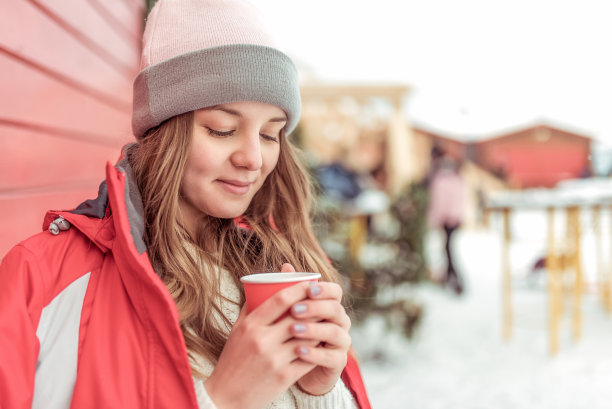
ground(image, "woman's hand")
xmin=281 ymin=262 xmax=352 ymax=395
xmin=290 ymin=279 xmax=352 ymax=396
xmin=204 ymin=275 xmax=317 ymax=409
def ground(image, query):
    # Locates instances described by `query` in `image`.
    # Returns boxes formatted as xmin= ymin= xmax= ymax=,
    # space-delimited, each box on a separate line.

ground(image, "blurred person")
xmin=0 ymin=1 xmax=370 ymax=408
xmin=475 ymin=186 xmax=487 ymax=227
xmin=422 ymin=143 xmax=445 ymax=188
xmin=426 ymin=150 xmax=465 ymax=294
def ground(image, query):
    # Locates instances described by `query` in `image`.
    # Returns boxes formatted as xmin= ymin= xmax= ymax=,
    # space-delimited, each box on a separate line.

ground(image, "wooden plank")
xmin=569 ymin=207 xmax=583 ymax=342
xmin=0 ymin=188 xmax=103 ymax=259
xmin=0 ymin=52 xmax=133 ymax=139
xmin=124 ymin=0 xmax=147 ymax=15
xmin=547 ymin=207 xmax=560 ymax=355
xmin=32 ymin=0 xmax=141 ymax=74
xmin=87 ymin=0 xmax=144 ymax=45
xmin=501 ymin=207 xmax=512 ymax=341
xmin=0 ymin=46 xmax=130 ymax=112
xmin=0 ymin=118 xmax=126 ymax=147
xmin=0 ymin=124 xmax=124 ymax=190
xmin=0 ymin=1 xmax=133 ymax=103
xmin=0 ymin=0 xmax=141 ymax=261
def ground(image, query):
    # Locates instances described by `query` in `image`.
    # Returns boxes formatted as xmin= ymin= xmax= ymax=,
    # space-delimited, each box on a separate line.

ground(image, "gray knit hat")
xmin=132 ymin=0 xmax=301 ymax=139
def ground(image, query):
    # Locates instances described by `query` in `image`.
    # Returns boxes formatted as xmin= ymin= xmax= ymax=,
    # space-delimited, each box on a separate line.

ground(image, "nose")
xmin=231 ymin=132 xmax=262 ymax=170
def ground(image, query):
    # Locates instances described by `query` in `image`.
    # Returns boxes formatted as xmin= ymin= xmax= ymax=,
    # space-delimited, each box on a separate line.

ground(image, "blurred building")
xmin=412 ymin=126 xmax=468 ymax=181
xmin=414 ymin=123 xmax=593 ymax=189
xmin=0 ymin=1 xmax=142 ymax=257
xmin=411 ymin=123 xmax=593 ymax=227
xmin=470 ymin=124 xmax=593 ymax=188
xmin=298 ymin=81 xmax=415 ymax=197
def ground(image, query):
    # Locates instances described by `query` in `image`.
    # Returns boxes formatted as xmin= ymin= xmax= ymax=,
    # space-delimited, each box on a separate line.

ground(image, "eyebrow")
xmin=207 ymin=106 xmax=287 ymax=123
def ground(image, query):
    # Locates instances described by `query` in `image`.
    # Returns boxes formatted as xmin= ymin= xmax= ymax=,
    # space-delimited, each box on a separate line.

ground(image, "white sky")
xmin=255 ymin=0 xmax=612 ymax=144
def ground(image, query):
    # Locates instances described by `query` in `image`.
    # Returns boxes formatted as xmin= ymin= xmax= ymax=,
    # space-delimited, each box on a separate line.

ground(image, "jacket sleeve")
xmin=340 ymin=352 xmax=372 ymax=409
xmin=0 ymin=245 xmax=46 ymax=409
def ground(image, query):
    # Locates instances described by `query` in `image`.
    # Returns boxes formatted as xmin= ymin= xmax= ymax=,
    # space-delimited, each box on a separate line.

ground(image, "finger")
xmin=281 ymin=263 xmax=296 ymax=272
xmin=306 ymin=282 xmax=343 ymax=302
xmin=285 ymin=352 xmax=318 ymax=381
xmin=290 ymin=300 xmax=351 ymax=330
xmin=290 ymin=321 xmax=352 ymax=351
xmin=253 ymin=337 xmax=318 ymax=374
xmin=268 ymin=314 xmax=320 ymax=344
xmin=249 ymin=335 xmax=317 ymax=378
xmin=234 ymin=314 xmax=314 ymax=358
xmin=249 ymin=281 xmax=311 ymax=324
xmin=294 ymin=343 xmax=349 ymax=371
xmin=234 ymin=304 xmax=249 ymax=326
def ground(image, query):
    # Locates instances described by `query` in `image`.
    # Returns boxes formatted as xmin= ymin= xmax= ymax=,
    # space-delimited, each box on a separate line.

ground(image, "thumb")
xmin=234 ymin=304 xmax=249 ymax=326
xmin=281 ymin=263 xmax=296 ymax=273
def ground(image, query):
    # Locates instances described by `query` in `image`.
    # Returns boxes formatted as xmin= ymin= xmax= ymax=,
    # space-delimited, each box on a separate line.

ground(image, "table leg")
xmin=593 ymin=205 xmax=607 ymax=312
xmin=606 ymin=205 xmax=612 ymax=314
xmin=547 ymin=207 xmax=560 ymax=355
xmin=502 ymin=207 xmax=512 ymax=341
xmin=568 ymin=206 xmax=583 ymax=342
xmin=348 ymin=214 xmax=368 ymax=286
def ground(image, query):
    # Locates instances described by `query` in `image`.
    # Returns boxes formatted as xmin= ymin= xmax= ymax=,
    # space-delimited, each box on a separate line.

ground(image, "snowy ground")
xmin=350 ymin=216 xmax=612 ymax=408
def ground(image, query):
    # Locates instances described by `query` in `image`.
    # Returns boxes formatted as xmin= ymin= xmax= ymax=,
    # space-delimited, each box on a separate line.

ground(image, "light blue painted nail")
xmin=309 ymin=284 xmax=321 ymax=296
xmin=298 ymin=346 xmax=309 ymax=355
xmin=293 ymin=323 xmax=307 ymax=333
xmin=293 ymin=304 xmax=307 ymax=314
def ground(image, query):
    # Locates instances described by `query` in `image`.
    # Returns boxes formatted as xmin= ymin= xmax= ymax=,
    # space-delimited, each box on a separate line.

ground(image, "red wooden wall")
xmin=0 ymin=0 xmax=144 ymax=258
xmin=473 ymin=125 xmax=592 ymax=188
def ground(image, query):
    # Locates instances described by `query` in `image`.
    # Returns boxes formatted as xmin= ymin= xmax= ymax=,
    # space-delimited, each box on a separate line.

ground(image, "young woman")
xmin=0 ymin=0 xmax=370 ymax=408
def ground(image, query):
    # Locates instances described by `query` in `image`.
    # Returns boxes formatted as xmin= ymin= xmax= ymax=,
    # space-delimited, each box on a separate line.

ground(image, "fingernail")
xmin=292 ymin=304 xmax=307 ymax=314
xmin=293 ymin=323 xmax=307 ymax=333
xmin=309 ymin=284 xmax=321 ymax=297
xmin=298 ymin=346 xmax=309 ymax=355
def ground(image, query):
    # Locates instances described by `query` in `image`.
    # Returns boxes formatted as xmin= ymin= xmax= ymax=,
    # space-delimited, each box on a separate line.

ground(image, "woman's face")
xmin=179 ymin=101 xmax=286 ymax=231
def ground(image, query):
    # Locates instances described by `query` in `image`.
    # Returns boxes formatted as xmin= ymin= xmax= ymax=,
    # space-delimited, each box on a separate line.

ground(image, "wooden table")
xmin=487 ymin=179 xmax=612 ymax=355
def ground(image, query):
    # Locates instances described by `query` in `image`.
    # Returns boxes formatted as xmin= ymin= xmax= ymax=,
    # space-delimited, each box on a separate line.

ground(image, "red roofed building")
xmin=470 ymin=124 xmax=593 ymax=188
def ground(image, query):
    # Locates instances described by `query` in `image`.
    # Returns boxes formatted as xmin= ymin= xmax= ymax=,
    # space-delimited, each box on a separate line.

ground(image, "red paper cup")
xmin=241 ymin=272 xmax=321 ymax=312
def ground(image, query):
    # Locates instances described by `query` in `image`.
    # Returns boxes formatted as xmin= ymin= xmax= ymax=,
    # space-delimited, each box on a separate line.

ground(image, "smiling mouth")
xmin=217 ymin=179 xmax=252 ymax=195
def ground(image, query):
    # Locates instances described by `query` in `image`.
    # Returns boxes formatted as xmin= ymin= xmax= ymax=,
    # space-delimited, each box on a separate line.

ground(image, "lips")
xmin=217 ymin=179 xmax=253 ymax=195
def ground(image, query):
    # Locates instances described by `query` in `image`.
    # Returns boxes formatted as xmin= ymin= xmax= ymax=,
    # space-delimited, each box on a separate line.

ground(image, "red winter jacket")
xmin=0 ymin=160 xmax=371 ymax=409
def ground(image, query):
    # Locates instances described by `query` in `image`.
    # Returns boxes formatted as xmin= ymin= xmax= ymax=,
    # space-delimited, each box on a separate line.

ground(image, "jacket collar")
xmin=42 ymin=144 xmax=147 ymax=255
xmin=42 ymin=185 xmax=114 ymax=253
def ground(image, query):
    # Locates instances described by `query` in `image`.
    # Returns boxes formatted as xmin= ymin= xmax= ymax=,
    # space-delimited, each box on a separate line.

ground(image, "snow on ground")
xmin=350 ymin=214 xmax=612 ymax=408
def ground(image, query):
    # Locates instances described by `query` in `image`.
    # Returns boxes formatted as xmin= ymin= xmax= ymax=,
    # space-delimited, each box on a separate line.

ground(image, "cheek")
xmin=184 ymin=146 xmax=217 ymax=177
xmin=179 ymin=168 xmax=195 ymax=199
xmin=181 ymin=159 xmax=198 ymax=188
xmin=261 ymin=147 xmax=280 ymax=177
xmin=180 ymin=155 xmax=213 ymax=197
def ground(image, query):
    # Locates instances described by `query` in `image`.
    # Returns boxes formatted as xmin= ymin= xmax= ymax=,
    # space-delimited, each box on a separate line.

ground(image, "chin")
xmin=209 ymin=207 xmax=249 ymax=220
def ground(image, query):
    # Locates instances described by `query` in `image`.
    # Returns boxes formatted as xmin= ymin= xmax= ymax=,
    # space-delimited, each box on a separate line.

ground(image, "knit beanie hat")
xmin=132 ymin=0 xmax=301 ymax=139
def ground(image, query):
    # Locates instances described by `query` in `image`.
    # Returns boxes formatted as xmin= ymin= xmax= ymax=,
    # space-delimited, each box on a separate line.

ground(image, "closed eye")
xmin=261 ymin=133 xmax=279 ymax=142
xmin=206 ymin=127 xmax=234 ymax=137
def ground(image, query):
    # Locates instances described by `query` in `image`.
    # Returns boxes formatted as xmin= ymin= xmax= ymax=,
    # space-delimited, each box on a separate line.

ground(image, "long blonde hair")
xmin=128 ymin=111 xmax=340 ymax=372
